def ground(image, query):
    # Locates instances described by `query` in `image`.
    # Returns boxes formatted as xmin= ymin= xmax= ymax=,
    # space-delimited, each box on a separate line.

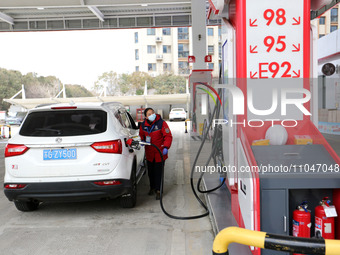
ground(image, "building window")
xmin=163 ymin=63 xmax=172 ymax=72
xmin=178 ymin=27 xmax=189 ymax=40
xmin=208 ymin=28 xmax=214 ymax=36
xmin=148 ymin=63 xmax=156 ymax=71
xmin=135 ymin=66 xmax=139 ymax=72
xmin=147 ymin=28 xmax=155 ymax=35
xmin=178 ymin=61 xmax=189 ymax=74
xmin=162 ymin=28 xmax=171 ymax=35
xmin=147 ymin=45 xmax=156 ymax=54
xmin=331 ymin=25 xmax=338 ymax=32
xmin=208 ymin=45 xmax=214 ymax=55
xmin=331 ymin=8 xmax=338 ymax=23
xmin=178 ymin=44 xmax=189 ymax=58
xmin=135 ymin=49 xmax=139 ymax=60
xmin=134 ymin=32 xmax=138 ymax=43
xmin=319 ymin=16 xmax=325 ymax=25
xmin=163 ymin=45 xmax=171 ymax=53
xmin=208 ymin=63 xmax=214 ymax=69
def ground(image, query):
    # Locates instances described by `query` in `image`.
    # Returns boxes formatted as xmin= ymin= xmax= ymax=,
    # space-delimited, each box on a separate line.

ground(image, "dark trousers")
xmin=147 ymin=160 xmax=164 ymax=191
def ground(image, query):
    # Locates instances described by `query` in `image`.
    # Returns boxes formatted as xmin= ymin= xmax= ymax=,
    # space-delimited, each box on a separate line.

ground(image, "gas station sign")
xmin=188 ymin=56 xmax=196 ymax=63
xmin=204 ymin=55 xmax=212 ymax=63
xmin=246 ymin=0 xmax=304 ymax=79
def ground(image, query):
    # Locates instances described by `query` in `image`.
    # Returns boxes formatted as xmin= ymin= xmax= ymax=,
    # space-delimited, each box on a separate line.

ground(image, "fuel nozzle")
xmin=126 ymin=139 xmax=151 ymax=149
xmin=126 ymin=138 xmax=139 ymax=147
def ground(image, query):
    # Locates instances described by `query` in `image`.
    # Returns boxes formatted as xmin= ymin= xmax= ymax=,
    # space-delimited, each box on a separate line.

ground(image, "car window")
xmin=20 ymin=110 xmax=107 ymax=137
xmin=172 ymin=108 xmax=184 ymax=111
xmin=126 ymin=112 xmax=138 ymax=129
xmin=120 ymin=111 xmax=132 ymax=129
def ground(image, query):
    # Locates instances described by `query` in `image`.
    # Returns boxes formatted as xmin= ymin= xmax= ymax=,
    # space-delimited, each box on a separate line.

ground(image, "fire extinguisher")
xmin=293 ymin=202 xmax=311 ymax=238
xmin=315 ymin=197 xmax=335 ymax=239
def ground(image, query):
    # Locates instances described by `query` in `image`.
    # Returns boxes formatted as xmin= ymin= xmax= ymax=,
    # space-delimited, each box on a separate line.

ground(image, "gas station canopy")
xmin=0 ymin=0 xmax=220 ymax=32
xmin=4 ymin=94 xmax=190 ymax=110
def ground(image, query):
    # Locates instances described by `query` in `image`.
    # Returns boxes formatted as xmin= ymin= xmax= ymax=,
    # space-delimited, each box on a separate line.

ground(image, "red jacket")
xmin=139 ymin=114 xmax=172 ymax=162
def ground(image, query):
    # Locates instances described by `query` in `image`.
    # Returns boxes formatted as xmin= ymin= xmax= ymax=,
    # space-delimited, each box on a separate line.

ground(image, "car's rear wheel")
xmin=14 ymin=200 xmax=40 ymax=212
xmin=120 ymin=167 xmax=137 ymax=208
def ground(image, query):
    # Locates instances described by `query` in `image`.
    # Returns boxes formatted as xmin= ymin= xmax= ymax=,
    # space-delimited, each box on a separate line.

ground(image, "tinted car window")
xmin=120 ymin=112 xmax=132 ymax=129
xmin=20 ymin=110 xmax=107 ymax=137
xmin=126 ymin=112 xmax=138 ymax=129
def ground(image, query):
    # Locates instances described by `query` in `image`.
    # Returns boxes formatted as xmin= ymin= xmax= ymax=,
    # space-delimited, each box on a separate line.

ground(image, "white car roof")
xmin=32 ymin=102 xmax=124 ymax=112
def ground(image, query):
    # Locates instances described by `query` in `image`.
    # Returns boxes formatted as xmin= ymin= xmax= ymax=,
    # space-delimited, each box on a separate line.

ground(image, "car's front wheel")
xmin=14 ymin=200 xmax=40 ymax=212
xmin=120 ymin=168 xmax=137 ymax=208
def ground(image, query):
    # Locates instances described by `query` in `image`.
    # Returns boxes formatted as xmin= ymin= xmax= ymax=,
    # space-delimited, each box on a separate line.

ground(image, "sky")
xmin=0 ymin=29 xmax=135 ymax=90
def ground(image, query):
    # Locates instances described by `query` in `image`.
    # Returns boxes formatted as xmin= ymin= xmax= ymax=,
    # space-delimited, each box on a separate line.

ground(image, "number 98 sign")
xmin=246 ymin=0 xmax=304 ymax=80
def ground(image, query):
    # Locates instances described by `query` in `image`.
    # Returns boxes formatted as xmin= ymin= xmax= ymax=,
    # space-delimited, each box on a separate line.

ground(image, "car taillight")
xmin=91 ymin=140 xmax=122 ymax=154
xmin=93 ymin=180 xmax=121 ymax=186
xmin=4 ymin=184 xmax=26 ymax=189
xmin=5 ymin=144 xmax=29 ymax=157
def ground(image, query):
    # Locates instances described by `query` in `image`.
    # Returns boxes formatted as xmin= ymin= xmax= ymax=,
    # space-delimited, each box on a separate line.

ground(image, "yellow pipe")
xmin=212 ymin=227 xmax=266 ymax=254
xmin=325 ymin=239 xmax=340 ymax=255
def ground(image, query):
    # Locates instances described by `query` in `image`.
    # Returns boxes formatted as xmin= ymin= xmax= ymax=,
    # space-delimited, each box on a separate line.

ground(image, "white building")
xmin=133 ymin=26 xmax=221 ymax=78
xmin=311 ymin=3 xmax=340 ymax=38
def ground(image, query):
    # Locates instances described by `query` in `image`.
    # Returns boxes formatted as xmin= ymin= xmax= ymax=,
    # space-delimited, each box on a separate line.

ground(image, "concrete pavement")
xmin=0 ymin=122 xmax=214 ymax=255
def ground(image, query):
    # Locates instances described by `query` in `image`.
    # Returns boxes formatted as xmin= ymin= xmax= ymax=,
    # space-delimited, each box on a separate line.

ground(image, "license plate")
xmin=43 ymin=148 xmax=77 ymax=160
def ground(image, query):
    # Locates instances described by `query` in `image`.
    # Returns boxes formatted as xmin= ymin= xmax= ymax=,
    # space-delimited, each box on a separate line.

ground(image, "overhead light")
xmin=37 ymin=7 xmax=45 ymax=10
xmin=141 ymin=4 xmax=148 ymax=7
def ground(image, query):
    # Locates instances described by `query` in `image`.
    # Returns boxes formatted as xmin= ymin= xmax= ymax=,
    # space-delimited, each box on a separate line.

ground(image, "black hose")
xmin=155 ymin=84 xmax=224 ymax=219
xmin=148 ymin=143 xmax=209 ymax=220
xmin=147 ymin=78 xmax=227 ymax=220
xmin=195 ymin=85 xmax=227 ymax=193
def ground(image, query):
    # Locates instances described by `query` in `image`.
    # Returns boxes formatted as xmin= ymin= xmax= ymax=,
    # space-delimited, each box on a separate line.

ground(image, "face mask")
xmin=148 ymin=113 xmax=156 ymax=122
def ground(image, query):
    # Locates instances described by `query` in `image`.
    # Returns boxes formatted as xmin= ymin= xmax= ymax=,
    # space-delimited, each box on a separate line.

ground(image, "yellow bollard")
xmin=7 ymin=125 xmax=11 ymax=138
xmin=185 ymin=119 xmax=190 ymax=133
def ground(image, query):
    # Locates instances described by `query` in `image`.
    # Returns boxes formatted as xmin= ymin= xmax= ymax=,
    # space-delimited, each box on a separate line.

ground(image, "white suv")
xmin=4 ymin=102 xmax=145 ymax=211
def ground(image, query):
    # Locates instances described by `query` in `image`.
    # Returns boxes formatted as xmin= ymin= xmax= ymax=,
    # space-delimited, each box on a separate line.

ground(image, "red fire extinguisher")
xmin=293 ymin=202 xmax=311 ymax=238
xmin=315 ymin=197 xmax=335 ymax=239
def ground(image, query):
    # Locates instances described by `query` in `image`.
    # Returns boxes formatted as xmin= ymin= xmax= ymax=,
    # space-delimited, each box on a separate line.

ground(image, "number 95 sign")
xmin=246 ymin=0 xmax=304 ymax=79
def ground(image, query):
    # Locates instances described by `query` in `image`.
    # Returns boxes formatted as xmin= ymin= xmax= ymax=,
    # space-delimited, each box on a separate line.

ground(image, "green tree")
xmin=0 ymin=68 xmax=22 ymax=110
xmin=65 ymin=84 xmax=93 ymax=97
xmin=24 ymin=73 xmax=60 ymax=98
xmin=119 ymin=72 xmax=153 ymax=95
xmin=153 ymin=73 xmax=186 ymax=94
xmin=93 ymin=71 xmax=119 ymax=96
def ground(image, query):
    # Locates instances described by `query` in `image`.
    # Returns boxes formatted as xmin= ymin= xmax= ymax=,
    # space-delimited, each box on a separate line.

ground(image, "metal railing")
xmin=213 ymin=226 xmax=340 ymax=255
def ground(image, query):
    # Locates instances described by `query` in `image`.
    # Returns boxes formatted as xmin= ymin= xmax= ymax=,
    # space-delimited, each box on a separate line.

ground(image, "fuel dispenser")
xmin=207 ymin=0 xmax=340 ymax=255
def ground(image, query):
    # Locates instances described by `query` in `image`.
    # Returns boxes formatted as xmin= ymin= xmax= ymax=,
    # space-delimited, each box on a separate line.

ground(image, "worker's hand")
xmin=162 ymin=148 xmax=168 ymax=155
xmin=126 ymin=138 xmax=133 ymax=146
